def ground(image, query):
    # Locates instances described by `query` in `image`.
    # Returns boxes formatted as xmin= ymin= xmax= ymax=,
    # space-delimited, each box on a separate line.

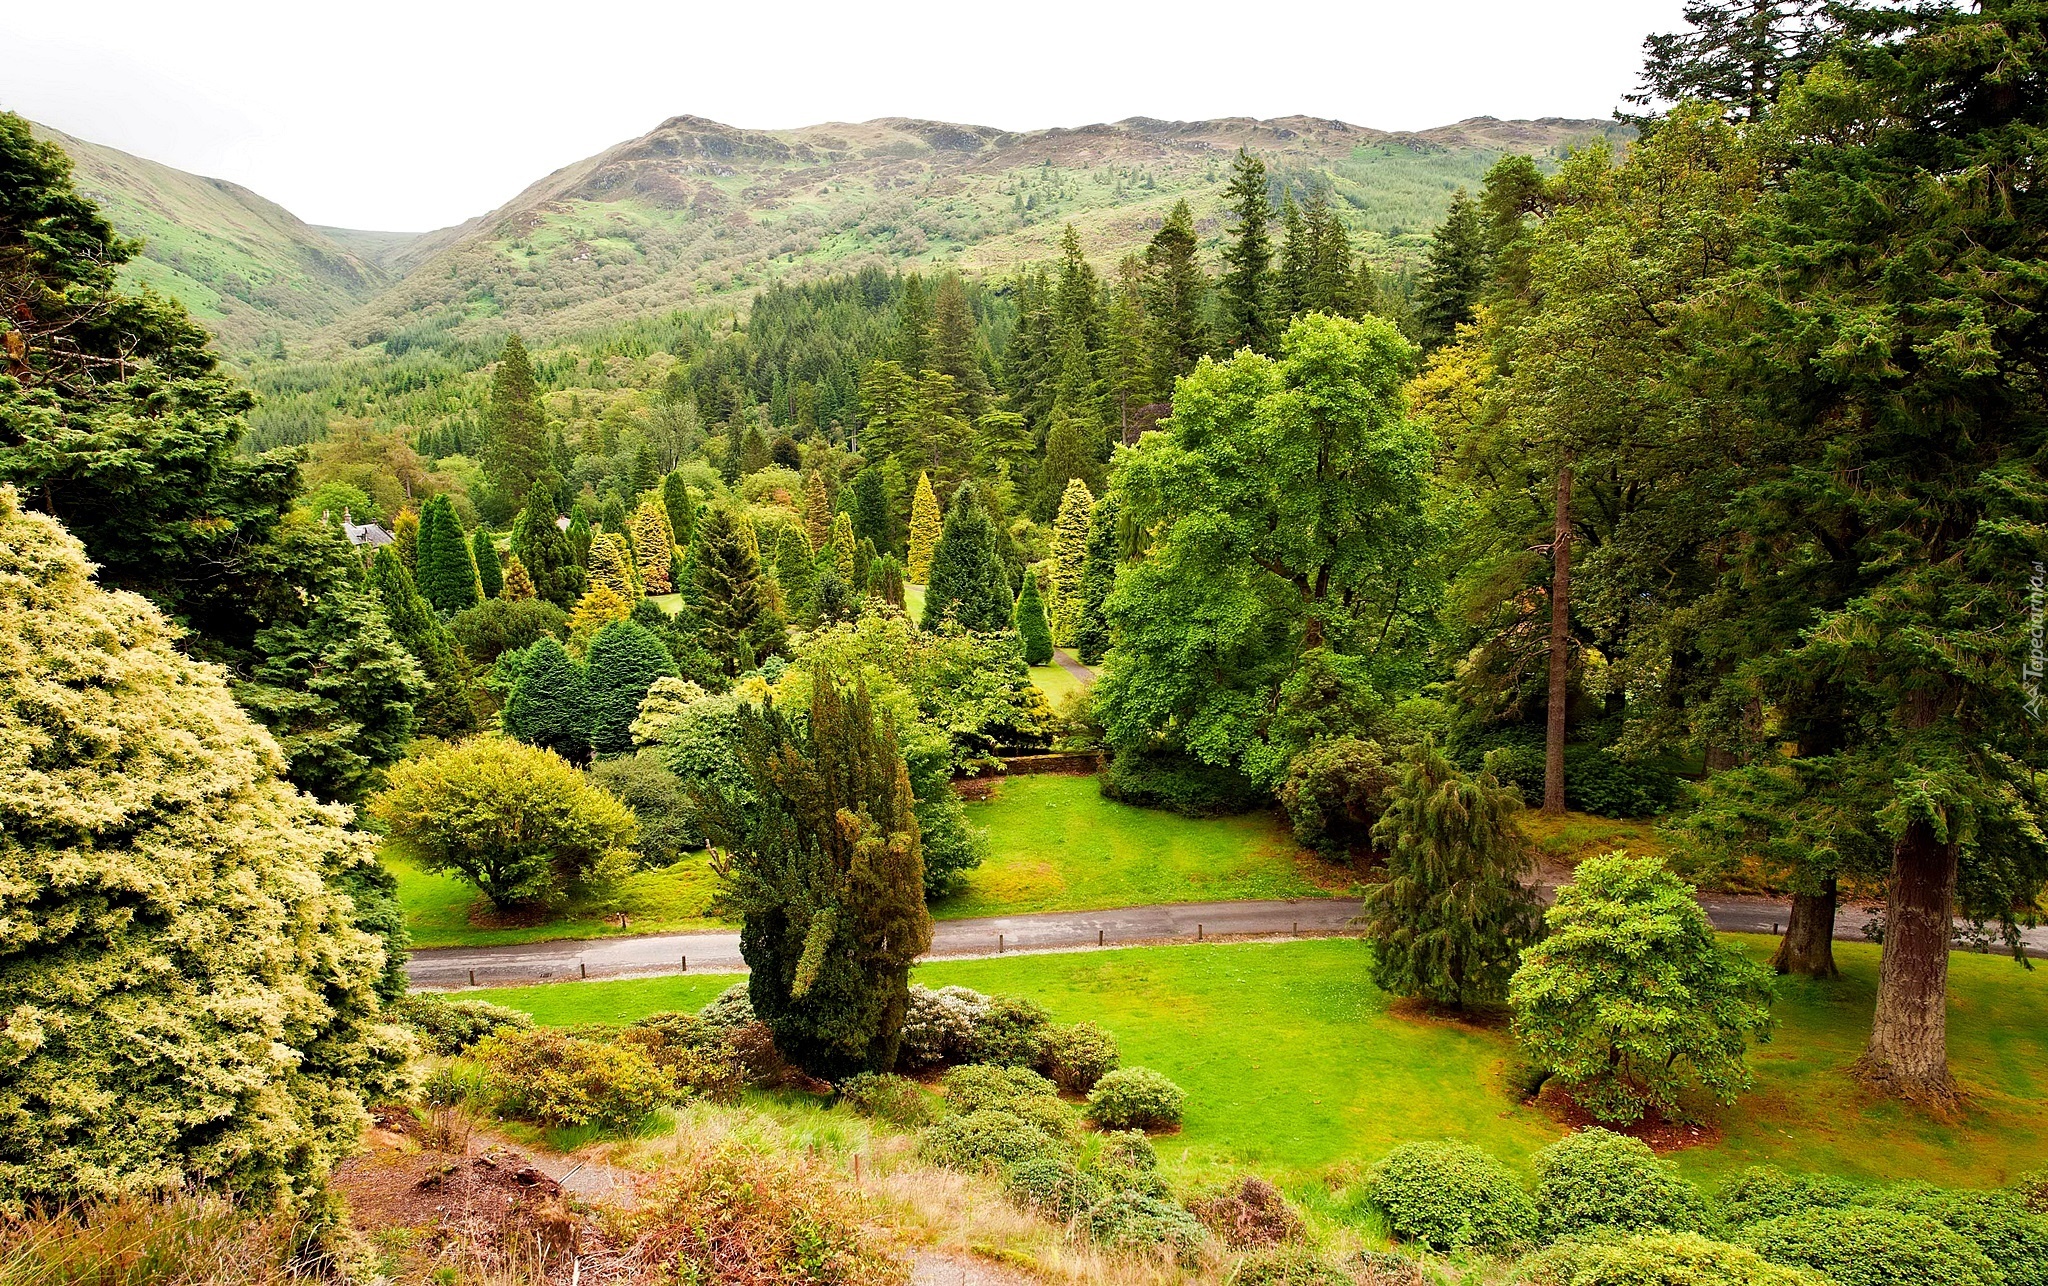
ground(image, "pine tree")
xmin=1014 ymin=569 xmax=1054 ymax=666
xmin=415 ymin=494 xmax=479 ymax=614
xmin=907 ymin=471 xmax=941 ymax=582
xmin=662 ymin=471 xmax=697 ymax=548
xmin=1050 ymin=477 xmax=1095 ymax=645
xmin=695 ymin=506 xmax=787 ymax=675
xmin=511 ymin=504 xmax=582 ymax=609
xmin=473 ymin=528 xmax=504 ymax=599
xmin=801 ymin=470 xmax=832 ymax=550
xmin=1360 ymin=743 xmax=1544 ymax=1009
xmin=629 ymin=497 xmax=676 ymax=594
xmin=502 ymin=635 xmax=591 ymax=762
xmin=501 ymin=553 xmax=536 ymax=601
xmin=1143 ymin=199 xmax=1209 ymax=398
xmin=850 ymin=467 xmax=891 ymax=553
xmin=920 ymin=484 xmax=1010 ymax=633
xmin=1220 ymin=148 xmax=1276 ymax=354
xmin=698 ymin=674 xmax=932 ymax=1077
xmin=585 ymin=618 xmax=679 ymax=756
xmin=483 ymin=334 xmax=549 ymax=506
xmin=367 ymin=546 xmax=475 ymax=737
xmin=1073 ymin=494 xmax=1119 ymax=666
xmin=1416 ymin=190 xmax=1488 ymax=350
xmin=1625 ymin=0 xmax=1832 ymax=123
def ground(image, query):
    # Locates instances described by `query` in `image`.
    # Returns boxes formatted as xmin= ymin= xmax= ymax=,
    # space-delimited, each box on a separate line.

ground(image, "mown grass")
xmin=935 ymin=774 xmax=1350 ymax=919
xmin=388 ymin=846 xmax=724 ymax=949
xmin=468 ymin=935 xmax=2048 ymax=1190
xmin=1029 ymin=661 xmax=1082 ymax=706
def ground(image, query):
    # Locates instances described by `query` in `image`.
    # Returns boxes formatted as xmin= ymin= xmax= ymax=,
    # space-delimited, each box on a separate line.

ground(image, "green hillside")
xmin=339 ymin=113 xmax=1629 ymax=347
xmin=28 ymin=123 xmax=402 ymax=350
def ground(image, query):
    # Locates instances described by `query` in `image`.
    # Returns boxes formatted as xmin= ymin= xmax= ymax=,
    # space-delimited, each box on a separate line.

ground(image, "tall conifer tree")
xmin=906 ymin=472 xmax=942 ymax=583
xmin=920 ymin=484 xmax=1010 ymax=633
xmin=1143 ymin=200 xmax=1210 ymax=398
xmin=1219 ymin=148 xmax=1276 ymax=354
xmin=472 ymin=528 xmax=504 ymax=599
xmin=695 ymin=507 xmax=786 ymax=675
xmin=483 ymin=335 xmax=548 ymax=506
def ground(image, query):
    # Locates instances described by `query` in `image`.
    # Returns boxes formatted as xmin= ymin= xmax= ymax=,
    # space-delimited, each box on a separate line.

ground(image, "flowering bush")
xmin=1084 ymin=1067 xmax=1185 ymax=1131
xmin=897 ymin=985 xmax=988 ymax=1069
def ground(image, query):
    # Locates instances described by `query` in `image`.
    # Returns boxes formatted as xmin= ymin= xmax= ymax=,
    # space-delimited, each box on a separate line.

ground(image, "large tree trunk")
xmin=1772 ymin=875 xmax=1840 ymax=978
xmin=1856 ymin=819 xmax=1960 ymax=1109
xmin=1543 ymin=462 xmax=1573 ymax=817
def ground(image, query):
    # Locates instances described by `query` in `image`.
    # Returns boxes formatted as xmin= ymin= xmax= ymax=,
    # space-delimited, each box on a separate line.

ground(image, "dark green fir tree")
xmin=694 ymin=507 xmax=787 ymax=675
xmin=473 ymin=528 xmax=504 ymax=599
xmin=501 ymin=635 xmax=591 ymax=762
xmin=920 ymin=484 xmax=1010 ymax=633
xmin=1013 ymin=570 xmax=1054 ymax=666
xmin=414 ymin=494 xmax=479 ymax=614
xmin=584 ymin=618 xmax=679 ymax=756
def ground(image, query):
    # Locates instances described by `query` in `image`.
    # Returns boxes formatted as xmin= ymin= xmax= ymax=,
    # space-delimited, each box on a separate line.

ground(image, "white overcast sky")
xmin=4 ymin=0 xmax=1688 ymax=232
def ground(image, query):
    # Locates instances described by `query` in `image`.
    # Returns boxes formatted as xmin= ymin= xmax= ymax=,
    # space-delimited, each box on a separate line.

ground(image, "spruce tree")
xmin=1049 ymin=478 xmax=1095 ymax=645
xmin=1360 ymin=743 xmax=1544 ymax=1009
xmin=511 ymin=503 xmax=582 ymax=609
xmin=584 ymin=618 xmax=679 ymax=756
xmin=367 ymin=546 xmax=475 ymax=737
xmin=920 ymin=484 xmax=1010 ymax=633
xmin=1073 ymin=493 xmax=1119 ymax=666
xmin=929 ymin=273 xmax=992 ymax=417
xmin=483 ymin=334 xmax=548 ymax=506
xmin=473 ymin=528 xmax=504 ymax=599
xmin=894 ymin=273 xmax=934 ymax=373
xmin=1014 ymin=570 xmax=1054 ymax=666
xmin=628 ymin=497 xmax=675 ymax=594
xmin=1220 ymin=148 xmax=1276 ymax=354
xmin=1625 ymin=0 xmax=1832 ymax=123
xmin=501 ymin=553 xmax=536 ymax=601
xmin=662 ymin=471 xmax=697 ymax=548
xmin=1143 ymin=199 xmax=1209 ymax=398
xmin=698 ymin=674 xmax=932 ymax=1078
xmin=1303 ymin=184 xmax=1356 ymax=317
xmin=695 ymin=506 xmax=787 ymax=675
xmin=850 ymin=466 xmax=891 ymax=553
xmin=501 ymin=635 xmax=592 ymax=762
xmin=415 ymin=494 xmax=480 ymax=614
xmin=906 ymin=471 xmax=942 ymax=582
xmin=1276 ymin=191 xmax=1310 ymax=321
xmin=738 ymin=422 xmax=772 ymax=476
xmin=1040 ymin=406 xmax=1100 ymax=506
xmin=1415 ymin=190 xmax=1488 ymax=350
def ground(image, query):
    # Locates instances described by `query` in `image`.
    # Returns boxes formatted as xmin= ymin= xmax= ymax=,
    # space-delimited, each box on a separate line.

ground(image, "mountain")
xmin=337 ymin=113 xmax=1629 ymax=349
xmin=28 ymin=122 xmax=406 ymax=350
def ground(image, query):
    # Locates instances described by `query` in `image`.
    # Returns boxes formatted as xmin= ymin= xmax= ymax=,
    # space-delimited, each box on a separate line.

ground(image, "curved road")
xmin=405 ymin=891 xmax=2047 ymax=989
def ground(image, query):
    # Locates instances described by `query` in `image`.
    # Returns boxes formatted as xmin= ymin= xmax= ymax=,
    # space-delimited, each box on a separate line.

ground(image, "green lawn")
xmin=1027 ymin=662 xmax=1082 ymax=706
xmin=934 ymin=773 xmax=1346 ymax=919
xmin=388 ymin=846 xmax=725 ymax=949
xmin=647 ymin=592 xmax=687 ymax=616
xmin=466 ymin=936 xmax=2048 ymax=1191
xmin=903 ymin=582 xmax=925 ymax=621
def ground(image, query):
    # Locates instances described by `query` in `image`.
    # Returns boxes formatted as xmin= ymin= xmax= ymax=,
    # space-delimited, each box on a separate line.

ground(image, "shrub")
xmin=1040 ymin=1021 xmax=1120 ymax=1092
xmin=1509 ymin=854 xmax=1775 ymax=1124
xmin=897 ymin=984 xmax=988 ymax=1069
xmin=722 ymin=1022 xmax=793 ymax=1089
xmin=1095 ymin=1130 xmax=1159 ymax=1174
xmin=1101 ymin=744 xmax=1264 ymax=817
xmin=1871 ymin=1185 xmax=2048 ymax=1286
xmin=1368 ymin=1140 xmax=1539 ymax=1253
xmin=1280 ymin=737 xmax=1400 ymax=859
xmin=1187 ymin=1176 xmax=1305 ymax=1247
xmin=1349 ymin=1250 xmax=1426 ymax=1286
xmin=918 ymin=1110 xmax=1068 ymax=1173
xmin=2020 ymin=1170 xmax=2048 ymax=1216
xmin=1517 ymin=1231 xmax=1832 ymax=1286
xmin=588 ymin=751 xmax=696 ymax=866
xmin=0 ymin=1193 xmax=306 ymax=1286
xmin=1086 ymin=1189 xmax=1206 ymax=1261
xmin=450 ymin=597 xmax=565 ymax=666
xmin=1005 ymin=1157 xmax=1108 ymax=1222
xmin=839 ymin=1073 xmax=938 ymax=1128
xmin=624 ymin=1142 xmax=908 ymax=1285
xmin=1234 ymin=1246 xmax=1357 ymax=1285
xmin=389 ymin=993 xmax=533 ymax=1056
xmin=471 ymin=1028 xmax=671 ymax=1128
xmin=1533 ymin=1129 xmax=1710 ymax=1238
xmin=974 ymin=995 xmax=1052 ymax=1067
xmin=618 ymin=1012 xmax=747 ymax=1104
xmin=699 ymin=983 xmax=757 ymax=1031
xmin=1718 ymin=1167 xmax=1866 ymax=1228
xmin=942 ymin=1063 xmax=1058 ymax=1114
xmin=1011 ymin=1096 xmax=1082 ymax=1147
xmin=1736 ymin=1207 xmax=2003 ymax=1286
xmin=1085 ymin=1067 xmax=1186 ymax=1131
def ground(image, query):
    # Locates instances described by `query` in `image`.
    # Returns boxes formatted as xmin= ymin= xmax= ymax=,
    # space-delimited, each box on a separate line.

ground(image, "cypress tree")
xmin=829 ymin=512 xmax=856 ymax=585
xmin=1416 ymin=189 xmax=1488 ymax=350
xmin=588 ymin=532 xmax=637 ymax=600
xmin=1220 ymin=148 xmax=1276 ymax=354
xmin=391 ymin=507 xmax=419 ymax=571
xmin=565 ymin=506 xmax=595 ymax=568
xmin=367 ymin=545 xmax=475 ymax=737
xmin=1074 ymin=494 xmax=1119 ymax=665
xmin=852 ymin=537 xmax=876 ymax=596
xmin=629 ymin=497 xmax=675 ymax=594
xmin=567 ymin=583 xmax=633 ymax=649
xmin=584 ymin=618 xmax=679 ymax=756
xmin=415 ymin=494 xmax=479 ymax=614
xmin=920 ymin=484 xmax=1010 ymax=633
xmin=801 ymin=470 xmax=832 ymax=550
xmin=695 ymin=506 xmax=787 ymax=675
xmin=872 ymin=555 xmax=905 ymax=608
xmin=1143 ymin=199 xmax=1209 ymax=399
xmin=1014 ymin=570 xmax=1054 ymax=665
xmin=511 ymin=503 xmax=582 ymax=609
xmin=502 ymin=635 xmax=591 ymax=762
xmin=906 ymin=471 xmax=942 ymax=583
xmin=501 ymin=553 xmax=537 ymax=601
xmin=483 ymin=334 xmax=548 ymax=506
xmin=699 ymin=673 xmax=932 ymax=1078
xmin=1049 ymin=478 xmax=1094 ymax=645
xmin=774 ymin=522 xmax=819 ymax=625
xmin=850 ymin=466 xmax=891 ymax=553
xmin=473 ymin=528 xmax=504 ymax=599
xmin=662 ymin=471 xmax=697 ymax=548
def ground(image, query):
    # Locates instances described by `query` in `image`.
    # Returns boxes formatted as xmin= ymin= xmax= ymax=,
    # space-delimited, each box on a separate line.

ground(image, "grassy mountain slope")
xmin=30 ymin=122 xmax=400 ymax=350
xmin=341 ymin=113 xmax=1628 ymax=348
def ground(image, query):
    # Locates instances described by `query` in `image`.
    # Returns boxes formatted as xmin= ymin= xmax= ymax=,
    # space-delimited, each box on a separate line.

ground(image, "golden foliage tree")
xmin=907 ymin=471 xmax=941 ymax=584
